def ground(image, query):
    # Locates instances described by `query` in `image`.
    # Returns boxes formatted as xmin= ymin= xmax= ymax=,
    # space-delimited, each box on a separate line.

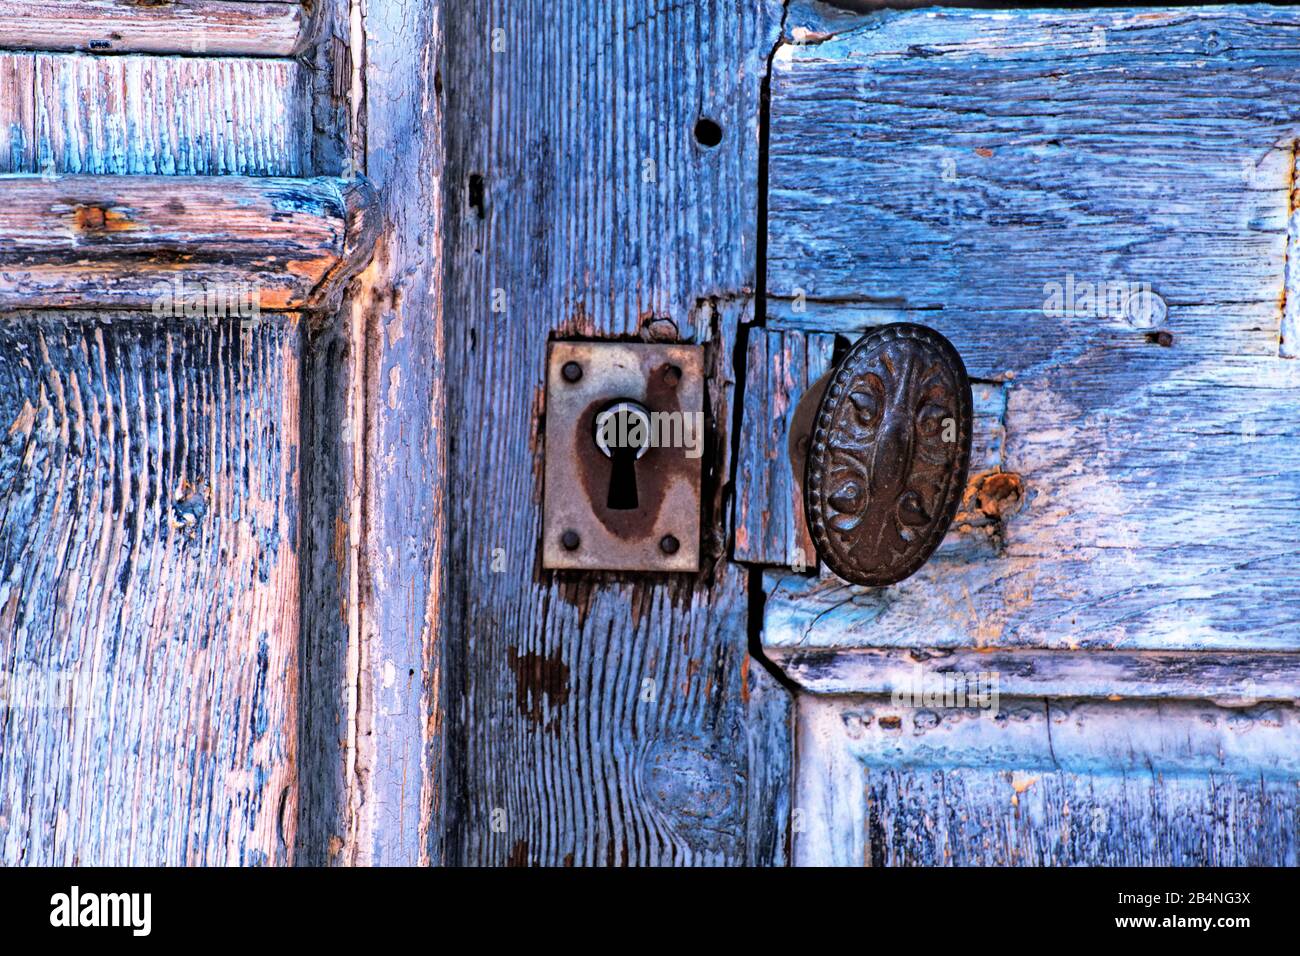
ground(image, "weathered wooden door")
xmin=4 ymin=0 xmax=1299 ymax=869
xmin=0 ymin=0 xmax=437 ymax=865
xmin=416 ymin=0 xmax=1300 ymax=866
xmin=0 ymin=0 xmax=785 ymax=867
xmin=750 ymin=3 xmax=1300 ymax=865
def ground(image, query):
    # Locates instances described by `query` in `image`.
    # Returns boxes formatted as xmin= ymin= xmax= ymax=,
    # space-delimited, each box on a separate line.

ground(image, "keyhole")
xmin=607 ymin=444 xmax=639 ymax=510
xmin=595 ymin=401 xmax=651 ymax=512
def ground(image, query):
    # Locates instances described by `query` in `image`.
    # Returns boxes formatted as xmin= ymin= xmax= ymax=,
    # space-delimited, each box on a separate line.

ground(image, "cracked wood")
xmin=0 ymin=312 xmax=303 ymax=865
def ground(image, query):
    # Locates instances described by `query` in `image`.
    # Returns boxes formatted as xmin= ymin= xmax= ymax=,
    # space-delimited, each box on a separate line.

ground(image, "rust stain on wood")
xmin=507 ymin=649 xmax=571 ymax=732
xmin=974 ymin=471 xmax=1025 ymax=521
xmin=71 ymin=203 xmax=134 ymax=233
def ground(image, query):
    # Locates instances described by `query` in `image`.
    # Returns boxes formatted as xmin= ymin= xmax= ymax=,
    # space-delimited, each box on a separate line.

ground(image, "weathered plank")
xmin=795 ymin=694 xmax=1300 ymax=866
xmin=734 ymin=328 xmax=834 ymax=567
xmin=0 ymin=20 xmax=332 ymax=866
xmin=770 ymin=7 xmax=1300 ymax=309
xmin=293 ymin=0 xmax=362 ymax=867
xmin=0 ymin=313 xmax=302 ymax=865
xmin=441 ymin=0 xmax=787 ymax=863
xmin=0 ymin=0 xmax=311 ymax=57
xmin=771 ymin=643 xmax=1300 ymax=700
xmin=745 ymin=661 xmax=793 ymax=866
xmin=301 ymin=0 xmax=449 ymax=867
xmin=0 ymin=52 xmax=33 ymax=173
xmin=32 ymin=54 xmax=309 ymax=176
xmin=0 ymin=53 xmax=308 ymax=176
xmin=436 ymin=0 xmax=785 ymax=868
xmin=764 ymin=7 xmax=1300 ymax=665
xmin=0 ymin=174 xmax=377 ymax=311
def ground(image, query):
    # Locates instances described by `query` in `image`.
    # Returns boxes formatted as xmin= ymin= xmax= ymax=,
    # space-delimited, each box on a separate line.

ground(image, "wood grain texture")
xmin=734 ymin=328 xmax=833 ymax=567
xmin=0 ymin=19 xmax=336 ymax=866
xmin=796 ymin=694 xmax=1300 ymax=866
xmin=294 ymin=0 xmax=362 ymax=867
xmin=33 ymin=54 xmax=309 ymax=176
xmin=0 ymin=174 xmax=377 ymax=311
xmin=440 ymin=0 xmax=788 ymax=865
xmin=0 ymin=0 xmax=310 ymax=57
xmin=764 ymin=7 xmax=1300 ymax=663
xmin=770 ymin=6 xmax=1300 ymax=307
xmin=745 ymin=661 xmax=793 ymax=866
xmin=0 ymin=52 xmax=33 ymax=173
xmin=0 ymin=53 xmax=308 ymax=176
xmin=0 ymin=313 xmax=301 ymax=865
xmin=296 ymin=0 xmax=448 ymax=867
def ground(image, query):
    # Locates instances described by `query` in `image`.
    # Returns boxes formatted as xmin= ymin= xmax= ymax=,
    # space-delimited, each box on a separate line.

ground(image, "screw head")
xmin=561 ymin=530 xmax=581 ymax=551
xmin=561 ymin=361 xmax=583 ymax=383
xmin=659 ymin=534 xmax=680 ymax=555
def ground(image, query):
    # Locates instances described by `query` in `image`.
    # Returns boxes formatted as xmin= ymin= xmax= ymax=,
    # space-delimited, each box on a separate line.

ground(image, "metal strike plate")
xmin=542 ymin=341 xmax=703 ymax=572
xmin=798 ymin=323 xmax=972 ymax=587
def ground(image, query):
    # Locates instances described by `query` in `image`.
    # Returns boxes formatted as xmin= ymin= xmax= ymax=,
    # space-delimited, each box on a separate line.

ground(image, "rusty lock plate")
xmin=542 ymin=341 xmax=703 ymax=572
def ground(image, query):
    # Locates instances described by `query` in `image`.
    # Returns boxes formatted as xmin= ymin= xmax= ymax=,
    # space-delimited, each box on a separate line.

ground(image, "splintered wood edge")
xmin=0 ymin=173 xmax=380 ymax=313
xmin=0 ymin=0 xmax=313 ymax=57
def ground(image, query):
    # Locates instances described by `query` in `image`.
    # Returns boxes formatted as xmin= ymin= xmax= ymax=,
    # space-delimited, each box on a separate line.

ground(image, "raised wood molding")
xmin=796 ymin=694 xmax=1300 ymax=866
xmin=0 ymin=0 xmax=312 ymax=57
xmin=768 ymin=643 xmax=1300 ymax=702
xmin=294 ymin=0 xmax=448 ymax=867
xmin=0 ymin=174 xmax=378 ymax=312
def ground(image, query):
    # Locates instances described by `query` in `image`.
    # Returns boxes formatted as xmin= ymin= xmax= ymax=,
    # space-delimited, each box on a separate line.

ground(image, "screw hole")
xmin=694 ymin=118 xmax=723 ymax=148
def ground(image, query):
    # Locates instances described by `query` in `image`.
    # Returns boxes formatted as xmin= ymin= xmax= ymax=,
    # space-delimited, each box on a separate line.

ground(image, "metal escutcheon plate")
xmin=804 ymin=323 xmax=972 ymax=587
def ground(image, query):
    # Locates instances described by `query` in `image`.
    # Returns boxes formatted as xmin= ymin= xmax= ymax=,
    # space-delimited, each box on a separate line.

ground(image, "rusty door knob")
xmin=801 ymin=323 xmax=972 ymax=586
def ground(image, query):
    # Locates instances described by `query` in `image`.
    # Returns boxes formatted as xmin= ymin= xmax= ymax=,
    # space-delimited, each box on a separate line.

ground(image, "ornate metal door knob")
xmin=802 ymin=323 xmax=972 ymax=586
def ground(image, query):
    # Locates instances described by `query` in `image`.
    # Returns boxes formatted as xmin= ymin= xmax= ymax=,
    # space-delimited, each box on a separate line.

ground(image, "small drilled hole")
xmin=694 ymin=118 xmax=723 ymax=148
